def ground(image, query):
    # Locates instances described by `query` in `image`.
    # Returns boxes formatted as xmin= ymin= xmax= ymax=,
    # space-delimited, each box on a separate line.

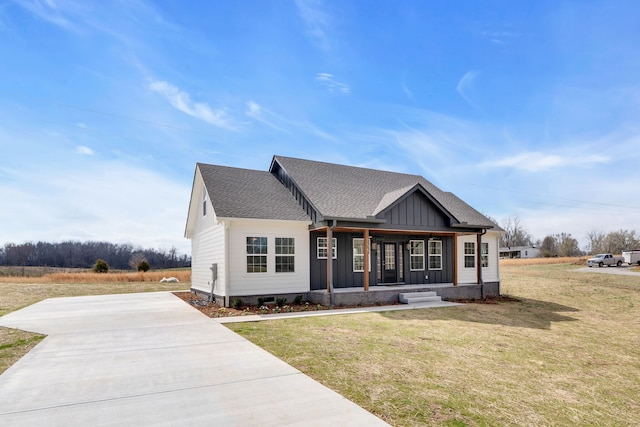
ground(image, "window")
xmin=481 ymin=242 xmax=489 ymax=268
xmin=317 ymin=237 xmax=337 ymax=259
xmin=428 ymin=240 xmax=442 ymax=270
xmin=352 ymin=238 xmax=371 ymax=272
xmin=464 ymin=242 xmax=475 ymax=268
xmin=246 ymin=237 xmax=267 ymax=273
xmin=275 ymin=237 xmax=295 ymax=273
xmin=409 ymin=240 xmax=425 ymax=271
xmin=202 ymin=189 xmax=207 ymax=217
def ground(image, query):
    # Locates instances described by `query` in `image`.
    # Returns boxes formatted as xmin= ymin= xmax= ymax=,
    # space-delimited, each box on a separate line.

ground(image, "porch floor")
xmin=307 ymin=283 xmax=484 ymax=306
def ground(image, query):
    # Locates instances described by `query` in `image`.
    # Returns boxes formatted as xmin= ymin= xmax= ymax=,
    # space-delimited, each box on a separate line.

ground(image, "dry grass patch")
xmin=228 ymin=263 xmax=640 ymax=426
xmin=0 ymin=269 xmax=191 ymax=284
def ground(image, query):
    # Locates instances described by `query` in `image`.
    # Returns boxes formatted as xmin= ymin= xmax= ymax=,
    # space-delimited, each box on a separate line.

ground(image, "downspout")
xmin=477 ymin=229 xmax=487 ymax=300
xmin=327 ymin=219 xmax=336 ymax=307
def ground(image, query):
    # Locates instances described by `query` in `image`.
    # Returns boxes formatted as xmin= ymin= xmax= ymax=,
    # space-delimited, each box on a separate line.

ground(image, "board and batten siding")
xmin=456 ymin=232 xmax=500 ymax=284
xmin=226 ymin=219 xmax=310 ymax=296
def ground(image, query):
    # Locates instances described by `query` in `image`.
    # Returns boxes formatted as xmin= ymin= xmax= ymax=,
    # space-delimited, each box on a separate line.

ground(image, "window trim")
xmin=246 ymin=236 xmax=268 ymax=273
xmin=409 ymin=240 xmax=425 ymax=271
xmin=317 ymin=237 xmax=337 ymax=259
xmin=428 ymin=239 xmax=443 ymax=271
xmin=481 ymin=242 xmax=489 ymax=268
xmin=464 ymin=241 xmax=475 ymax=269
xmin=202 ymin=189 xmax=207 ymax=217
xmin=275 ymin=237 xmax=295 ymax=273
xmin=352 ymin=238 xmax=371 ymax=272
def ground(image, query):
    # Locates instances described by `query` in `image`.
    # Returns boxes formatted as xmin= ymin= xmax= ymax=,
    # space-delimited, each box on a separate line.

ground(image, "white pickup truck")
xmin=587 ymin=253 xmax=625 ymax=267
xmin=622 ymin=250 xmax=640 ymax=266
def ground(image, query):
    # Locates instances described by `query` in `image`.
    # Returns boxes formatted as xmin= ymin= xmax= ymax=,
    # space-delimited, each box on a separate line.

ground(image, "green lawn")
xmin=227 ymin=264 xmax=640 ymax=426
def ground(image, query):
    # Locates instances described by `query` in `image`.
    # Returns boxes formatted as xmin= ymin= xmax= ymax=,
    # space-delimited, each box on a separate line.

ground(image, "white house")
xmin=185 ymin=156 xmax=503 ymax=306
xmin=499 ymin=246 xmax=540 ymax=259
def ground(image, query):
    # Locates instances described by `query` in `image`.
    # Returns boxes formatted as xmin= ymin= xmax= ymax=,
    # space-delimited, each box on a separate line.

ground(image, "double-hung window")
xmin=246 ymin=237 xmax=268 ymax=273
xmin=275 ymin=237 xmax=295 ymax=273
xmin=481 ymin=242 xmax=489 ymax=268
xmin=352 ymin=238 xmax=371 ymax=272
xmin=317 ymin=237 xmax=337 ymax=259
xmin=409 ymin=240 xmax=425 ymax=271
xmin=464 ymin=242 xmax=475 ymax=268
xmin=428 ymin=239 xmax=443 ymax=270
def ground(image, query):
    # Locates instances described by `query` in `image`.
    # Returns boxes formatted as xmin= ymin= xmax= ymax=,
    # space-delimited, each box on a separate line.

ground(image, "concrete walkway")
xmin=0 ymin=292 xmax=390 ymax=426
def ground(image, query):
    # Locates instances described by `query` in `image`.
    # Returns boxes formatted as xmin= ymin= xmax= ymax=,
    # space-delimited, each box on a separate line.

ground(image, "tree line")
xmin=0 ymin=240 xmax=191 ymax=270
xmin=498 ymin=216 xmax=640 ymax=257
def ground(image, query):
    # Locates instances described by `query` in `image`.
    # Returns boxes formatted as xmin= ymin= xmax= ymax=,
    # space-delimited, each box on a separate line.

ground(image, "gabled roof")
xmin=197 ymin=163 xmax=310 ymax=221
xmin=271 ymin=156 xmax=499 ymax=229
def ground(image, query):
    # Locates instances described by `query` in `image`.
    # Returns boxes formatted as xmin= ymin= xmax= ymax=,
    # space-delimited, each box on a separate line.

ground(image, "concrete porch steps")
xmin=399 ymin=291 xmax=442 ymax=304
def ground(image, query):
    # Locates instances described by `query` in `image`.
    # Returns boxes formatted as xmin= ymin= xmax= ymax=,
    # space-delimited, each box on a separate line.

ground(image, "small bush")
xmin=93 ymin=259 xmax=109 ymax=274
xmin=276 ymin=297 xmax=287 ymax=307
xmin=231 ymin=298 xmax=243 ymax=309
xmin=293 ymin=294 xmax=303 ymax=305
xmin=137 ymin=260 xmax=150 ymax=272
xmin=257 ymin=297 xmax=265 ymax=307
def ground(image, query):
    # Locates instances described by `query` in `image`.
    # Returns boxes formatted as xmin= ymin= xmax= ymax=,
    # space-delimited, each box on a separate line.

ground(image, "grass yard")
xmin=227 ymin=263 xmax=640 ymax=426
xmin=0 ymin=271 xmax=190 ymax=375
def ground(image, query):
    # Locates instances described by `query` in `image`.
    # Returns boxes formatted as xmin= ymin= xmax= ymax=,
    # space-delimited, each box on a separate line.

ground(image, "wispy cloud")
xmin=245 ymin=101 xmax=288 ymax=133
xmin=14 ymin=0 xmax=79 ymax=31
xmin=482 ymin=152 xmax=610 ymax=172
xmin=315 ymin=73 xmax=350 ymax=93
xmin=481 ymin=30 xmax=522 ymax=45
xmin=456 ymin=70 xmax=481 ymax=110
xmin=76 ymin=145 xmax=94 ymax=155
xmin=295 ymin=0 xmax=331 ymax=50
xmin=149 ymin=80 xmax=233 ymax=129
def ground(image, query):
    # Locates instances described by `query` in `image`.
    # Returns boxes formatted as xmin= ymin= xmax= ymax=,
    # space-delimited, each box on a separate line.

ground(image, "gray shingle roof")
xmin=272 ymin=156 xmax=499 ymax=229
xmin=198 ymin=163 xmax=310 ymax=221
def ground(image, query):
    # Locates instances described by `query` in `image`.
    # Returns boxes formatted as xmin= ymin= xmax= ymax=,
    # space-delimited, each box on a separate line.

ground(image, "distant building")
xmin=499 ymin=246 xmax=540 ymax=259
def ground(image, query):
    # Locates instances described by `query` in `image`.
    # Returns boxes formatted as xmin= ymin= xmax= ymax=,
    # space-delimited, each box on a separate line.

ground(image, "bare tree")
xmin=556 ymin=233 xmax=581 ymax=257
xmin=540 ymin=235 xmax=557 ymax=257
xmin=586 ymin=230 xmax=607 ymax=255
xmin=604 ymin=229 xmax=639 ymax=254
xmin=499 ymin=216 xmax=533 ymax=248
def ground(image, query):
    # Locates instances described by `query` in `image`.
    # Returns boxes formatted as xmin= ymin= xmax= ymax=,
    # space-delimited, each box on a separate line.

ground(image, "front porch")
xmin=307 ymin=282 xmax=500 ymax=306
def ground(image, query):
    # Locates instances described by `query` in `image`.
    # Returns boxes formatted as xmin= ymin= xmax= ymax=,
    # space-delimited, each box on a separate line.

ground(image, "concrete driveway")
xmin=0 ymin=292 xmax=388 ymax=426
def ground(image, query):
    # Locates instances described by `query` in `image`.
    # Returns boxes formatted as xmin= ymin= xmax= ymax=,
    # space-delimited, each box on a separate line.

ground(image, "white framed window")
xmin=202 ymin=189 xmax=207 ymax=217
xmin=409 ymin=240 xmax=425 ymax=271
xmin=275 ymin=237 xmax=295 ymax=273
xmin=481 ymin=242 xmax=489 ymax=268
xmin=352 ymin=238 xmax=372 ymax=272
xmin=428 ymin=239 xmax=443 ymax=270
xmin=317 ymin=237 xmax=337 ymax=259
xmin=464 ymin=242 xmax=475 ymax=268
xmin=246 ymin=237 xmax=268 ymax=273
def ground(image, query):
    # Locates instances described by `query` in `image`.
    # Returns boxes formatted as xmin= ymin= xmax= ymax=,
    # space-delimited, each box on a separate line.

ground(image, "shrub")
xmin=231 ymin=298 xmax=243 ymax=309
xmin=137 ymin=260 xmax=150 ymax=272
xmin=293 ymin=294 xmax=303 ymax=305
xmin=257 ymin=297 xmax=265 ymax=307
xmin=93 ymin=259 xmax=109 ymax=274
xmin=276 ymin=297 xmax=287 ymax=307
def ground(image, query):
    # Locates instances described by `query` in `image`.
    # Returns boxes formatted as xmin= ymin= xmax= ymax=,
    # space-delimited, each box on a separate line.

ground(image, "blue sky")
xmin=1 ymin=0 xmax=639 ymax=254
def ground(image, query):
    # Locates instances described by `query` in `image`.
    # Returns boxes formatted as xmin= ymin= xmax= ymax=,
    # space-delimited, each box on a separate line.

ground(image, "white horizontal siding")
xmin=190 ymin=223 xmax=226 ymax=294
xmin=227 ymin=219 xmax=310 ymax=296
xmin=457 ymin=233 xmax=500 ymax=284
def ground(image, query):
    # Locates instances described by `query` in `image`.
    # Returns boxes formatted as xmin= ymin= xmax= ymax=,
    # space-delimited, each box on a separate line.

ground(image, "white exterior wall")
xmin=456 ymin=232 xmax=500 ymax=284
xmin=190 ymin=223 xmax=226 ymax=295
xmin=186 ymin=174 xmax=227 ymax=295
xmin=227 ymin=219 xmax=310 ymax=296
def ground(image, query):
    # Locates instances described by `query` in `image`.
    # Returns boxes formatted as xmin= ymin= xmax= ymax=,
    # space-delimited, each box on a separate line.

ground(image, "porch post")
xmin=452 ymin=235 xmax=458 ymax=286
xmin=327 ymin=226 xmax=333 ymax=294
xmin=476 ymin=232 xmax=482 ymax=285
xmin=363 ymin=229 xmax=370 ymax=291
